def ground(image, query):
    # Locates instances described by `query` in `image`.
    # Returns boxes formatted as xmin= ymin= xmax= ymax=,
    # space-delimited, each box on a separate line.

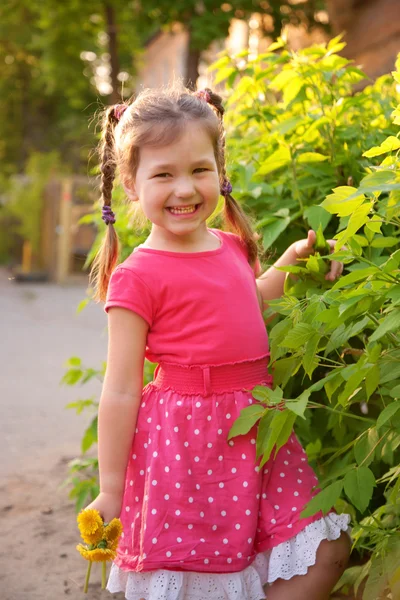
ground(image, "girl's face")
xmin=130 ymin=120 xmax=220 ymax=242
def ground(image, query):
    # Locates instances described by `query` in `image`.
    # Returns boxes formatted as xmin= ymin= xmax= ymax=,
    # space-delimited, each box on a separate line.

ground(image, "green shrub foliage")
xmin=219 ymin=38 xmax=400 ymax=598
xmin=64 ymin=39 xmax=400 ymax=597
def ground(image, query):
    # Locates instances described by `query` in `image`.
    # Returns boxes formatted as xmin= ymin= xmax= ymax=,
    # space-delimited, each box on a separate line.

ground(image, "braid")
xmin=202 ymin=89 xmax=259 ymax=268
xmin=89 ymin=107 xmax=120 ymax=301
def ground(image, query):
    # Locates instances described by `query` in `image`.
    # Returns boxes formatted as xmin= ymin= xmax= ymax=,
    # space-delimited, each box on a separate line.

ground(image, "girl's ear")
xmin=122 ymin=180 xmax=138 ymax=201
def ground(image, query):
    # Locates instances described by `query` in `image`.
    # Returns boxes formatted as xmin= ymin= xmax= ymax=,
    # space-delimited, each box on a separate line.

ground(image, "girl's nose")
xmin=174 ymin=177 xmax=196 ymax=199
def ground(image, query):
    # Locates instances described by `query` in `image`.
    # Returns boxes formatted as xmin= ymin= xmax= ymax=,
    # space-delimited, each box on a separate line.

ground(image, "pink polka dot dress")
xmin=104 ymin=229 xmax=350 ymax=600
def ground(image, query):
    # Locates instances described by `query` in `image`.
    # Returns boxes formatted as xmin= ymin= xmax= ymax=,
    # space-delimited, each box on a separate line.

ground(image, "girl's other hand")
xmin=293 ymin=230 xmax=344 ymax=282
xmin=84 ymin=491 xmax=123 ymax=523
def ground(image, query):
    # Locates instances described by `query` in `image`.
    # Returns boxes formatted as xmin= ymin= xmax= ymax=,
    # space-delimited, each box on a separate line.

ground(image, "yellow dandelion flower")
xmin=104 ymin=518 xmax=123 ymax=545
xmin=108 ymin=538 xmax=120 ymax=552
xmin=76 ymin=544 xmax=116 ymax=562
xmin=90 ymin=548 xmax=116 ymax=562
xmin=76 ymin=543 xmax=92 ymax=561
xmin=77 ymin=509 xmax=104 ymax=545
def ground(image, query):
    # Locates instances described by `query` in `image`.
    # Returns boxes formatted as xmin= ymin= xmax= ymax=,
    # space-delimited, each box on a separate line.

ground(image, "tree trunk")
xmin=185 ymin=28 xmax=200 ymax=90
xmin=104 ymin=3 xmax=120 ymax=104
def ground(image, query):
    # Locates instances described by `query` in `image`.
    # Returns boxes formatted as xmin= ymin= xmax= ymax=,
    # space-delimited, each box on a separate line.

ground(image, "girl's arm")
xmin=87 ymin=307 xmax=148 ymax=522
xmin=256 ymin=245 xmax=298 ymax=304
xmin=256 ymin=230 xmax=344 ymax=304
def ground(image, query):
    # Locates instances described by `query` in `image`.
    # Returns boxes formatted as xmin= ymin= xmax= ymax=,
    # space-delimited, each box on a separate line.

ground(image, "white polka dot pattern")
xmin=114 ymin=385 xmax=350 ymax=582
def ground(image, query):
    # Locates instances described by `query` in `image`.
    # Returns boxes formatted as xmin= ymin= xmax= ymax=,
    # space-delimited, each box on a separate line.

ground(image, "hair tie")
xmin=114 ymin=104 xmax=127 ymax=121
xmin=195 ymin=89 xmax=211 ymax=104
xmin=221 ymin=179 xmax=233 ymax=196
xmin=102 ymin=205 xmax=116 ymax=225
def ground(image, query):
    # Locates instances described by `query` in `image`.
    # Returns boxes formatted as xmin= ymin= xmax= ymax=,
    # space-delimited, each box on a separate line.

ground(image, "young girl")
xmin=87 ymin=86 xmax=351 ymax=600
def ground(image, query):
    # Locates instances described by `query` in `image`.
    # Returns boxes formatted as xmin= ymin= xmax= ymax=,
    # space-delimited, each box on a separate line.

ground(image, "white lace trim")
xmin=254 ymin=512 xmax=351 ymax=585
xmin=106 ymin=513 xmax=351 ymax=600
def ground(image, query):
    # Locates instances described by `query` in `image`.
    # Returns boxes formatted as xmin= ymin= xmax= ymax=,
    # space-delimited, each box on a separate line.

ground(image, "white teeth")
xmin=169 ymin=205 xmax=197 ymax=214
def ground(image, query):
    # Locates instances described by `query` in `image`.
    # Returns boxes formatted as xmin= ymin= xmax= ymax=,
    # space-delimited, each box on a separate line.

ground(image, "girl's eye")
xmin=194 ymin=168 xmax=208 ymax=173
xmin=154 ymin=173 xmax=171 ymax=178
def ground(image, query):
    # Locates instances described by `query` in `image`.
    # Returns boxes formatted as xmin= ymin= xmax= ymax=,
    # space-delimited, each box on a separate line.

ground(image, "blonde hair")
xmin=90 ymin=85 xmax=258 ymax=301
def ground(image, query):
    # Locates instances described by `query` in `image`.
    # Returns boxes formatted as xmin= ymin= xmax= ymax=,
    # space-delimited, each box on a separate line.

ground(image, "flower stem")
xmin=102 ymin=561 xmax=107 ymax=589
xmin=83 ymin=561 xmax=92 ymax=594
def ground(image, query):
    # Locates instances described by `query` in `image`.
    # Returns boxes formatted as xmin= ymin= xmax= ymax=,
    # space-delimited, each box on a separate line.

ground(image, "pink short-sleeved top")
xmin=104 ymin=228 xmax=269 ymax=366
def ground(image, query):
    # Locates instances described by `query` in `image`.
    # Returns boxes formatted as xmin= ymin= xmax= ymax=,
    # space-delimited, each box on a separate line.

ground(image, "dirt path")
xmin=0 ymin=269 xmax=122 ymax=599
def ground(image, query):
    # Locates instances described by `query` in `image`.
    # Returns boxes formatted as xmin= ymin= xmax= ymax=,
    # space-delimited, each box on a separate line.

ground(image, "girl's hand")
xmin=293 ymin=230 xmax=344 ymax=282
xmin=84 ymin=491 xmax=123 ymax=523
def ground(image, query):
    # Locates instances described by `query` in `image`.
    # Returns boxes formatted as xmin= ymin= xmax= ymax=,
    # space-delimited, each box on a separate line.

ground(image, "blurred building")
xmin=139 ymin=1 xmax=400 ymax=90
xmin=327 ymin=0 xmax=400 ymax=80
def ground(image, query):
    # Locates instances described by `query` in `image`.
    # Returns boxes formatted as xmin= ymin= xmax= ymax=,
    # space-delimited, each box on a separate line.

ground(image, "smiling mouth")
xmin=166 ymin=204 xmax=201 ymax=215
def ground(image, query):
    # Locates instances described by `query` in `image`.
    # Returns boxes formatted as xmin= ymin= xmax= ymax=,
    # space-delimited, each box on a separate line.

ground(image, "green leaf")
xmin=364 ymin=364 xmax=380 ymax=400
xmin=334 ymin=202 xmax=371 ymax=248
xmin=325 ymin=316 xmax=370 ymax=354
xmin=325 ymin=372 xmax=344 ymax=402
xmin=256 ymin=410 xmax=274 ymax=459
xmin=301 ymin=481 xmax=343 ymax=518
xmin=272 ymin=356 xmax=302 ymax=387
xmin=363 ymin=537 xmax=400 ymax=600
xmin=281 ymin=322 xmax=315 ymax=349
xmin=262 ymin=216 xmax=291 ymax=249
xmin=382 ymin=250 xmax=400 ymax=273
xmin=376 ymin=401 xmax=400 ymax=430
xmin=303 ymin=333 xmax=320 ymax=378
xmin=297 ymin=152 xmax=328 ymax=163
xmin=370 ymin=236 xmax=399 ymax=248
xmin=285 ymin=391 xmax=310 ymax=419
xmin=356 ymin=170 xmax=399 ymax=194
xmin=321 ymin=186 xmax=365 ymax=217
xmin=270 ymin=68 xmax=294 ymax=91
xmin=338 ymin=365 xmax=369 ymax=406
xmin=331 ymin=267 xmax=377 ymax=290
xmin=343 ymin=467 xmax=376 ymax=512
xmin=252 ymin=385 xmax=283 ymax=405
xmin=214 ymin=66 xmax=237 ymax=85
xmin=390 ymin=384 xmax=400 ymax=398
xmin=66 ymin=356 xmax=82 ymax=367
xmin=258 ymin=410 xmax=296 ymax=466
xmin=65 ymin=398 xmax=96 ymax=415
xmin=274 ymin=115 xmax=304 ymax=136
xmin=314 ymin=224 xmax=330 ymax=256
xmin=354 ymin=428 xmax=379 ymax=467
xmin=365 ymin=215 xmax=382 ymax=234
xmin=362 ymin=136 xmax=400 ymax=157
xmin=283 ymin=77 xmax=304 ymax=105
xmin=228 ymin=404 xmax=265 ymax=439
xmin=81 ymin=417 xmax=98 ymax=454
xmin=257 ymin=147 xmax=291 ymax=175
xmin=61 ymin=368 xmax=83 ymax=386
xmin=304 ymin=205 xmax=331 ymax=231
xmin=369 ymin=309 xmax=400 ymax=342
xmin=76 ymin=298 xmax=90 ymax=314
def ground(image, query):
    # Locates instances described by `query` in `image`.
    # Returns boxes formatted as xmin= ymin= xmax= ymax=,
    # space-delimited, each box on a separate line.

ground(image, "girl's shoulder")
xmin=116 ymin=246 xmax=160 ymax=277
xmin=211 ymin=229 xmax=260 ymax=277
xmin=211 ymin=228 xmax=248 ymax=258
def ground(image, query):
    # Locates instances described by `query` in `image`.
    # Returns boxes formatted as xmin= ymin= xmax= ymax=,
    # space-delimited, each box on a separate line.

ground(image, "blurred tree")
xmin=137 ymin=0 xmax=328 ymax=87
xmin=0 ymin=0 xmax=328 ymax=176
xmin=0 ymin=0 xmax=143 ymax=177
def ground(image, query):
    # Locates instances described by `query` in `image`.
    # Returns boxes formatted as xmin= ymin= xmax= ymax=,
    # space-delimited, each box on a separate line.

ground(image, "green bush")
xmin=64 ymin=39 xmax=400 ymax=598
xmin=219 ymin=38 xmax=400 ymax=598
xmin=1 ymin=151 xmax=62 ymax=266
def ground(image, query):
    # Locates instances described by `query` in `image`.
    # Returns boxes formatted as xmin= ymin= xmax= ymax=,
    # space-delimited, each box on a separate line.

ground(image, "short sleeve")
xmin=104 ymin=267 xmax=154 ymax=327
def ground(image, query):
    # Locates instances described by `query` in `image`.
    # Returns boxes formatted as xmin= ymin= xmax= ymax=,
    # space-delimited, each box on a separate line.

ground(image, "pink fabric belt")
xmin=152 ymin=355 xmax=272 ymax=396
